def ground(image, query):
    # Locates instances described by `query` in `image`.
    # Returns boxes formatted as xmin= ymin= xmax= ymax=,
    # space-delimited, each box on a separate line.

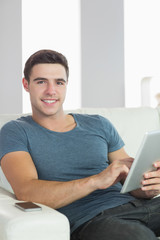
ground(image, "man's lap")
xmin=71 ymin=197 xmax=160 ymax=240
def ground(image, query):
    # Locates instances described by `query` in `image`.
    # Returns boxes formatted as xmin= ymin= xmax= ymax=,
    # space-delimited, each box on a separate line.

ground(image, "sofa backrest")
xmin=0 ymin=107 xmax=160 ymax=193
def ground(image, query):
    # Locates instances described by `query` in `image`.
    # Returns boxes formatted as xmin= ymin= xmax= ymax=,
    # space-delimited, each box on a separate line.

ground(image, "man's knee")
xmin=119 ymin=222 xmax=157 ymax=240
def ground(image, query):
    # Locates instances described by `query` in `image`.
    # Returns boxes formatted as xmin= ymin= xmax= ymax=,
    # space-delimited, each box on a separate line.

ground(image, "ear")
xmin=22 ymin=78 xmax=29 ymax=92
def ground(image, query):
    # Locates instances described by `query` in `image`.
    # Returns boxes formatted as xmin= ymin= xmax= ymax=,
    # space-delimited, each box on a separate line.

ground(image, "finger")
xmin=153 ymin=161 xmax=160 ymax=168
xmin=144 ymin=169 xmax=160 ymax=179
xmin=141 ymin=183 xmax=160 ymax=191
xmin=142 ymin=177 xmax=160 ymax=186
xmin=120 ymin=158 xmax=134 ymax=168
xmin=119 ymin=157 xmax=134 ymax=163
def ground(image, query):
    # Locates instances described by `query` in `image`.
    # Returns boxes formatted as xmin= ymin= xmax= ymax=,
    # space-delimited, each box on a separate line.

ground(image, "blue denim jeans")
xmin=71 ymin=197 xmax=160 ymax=240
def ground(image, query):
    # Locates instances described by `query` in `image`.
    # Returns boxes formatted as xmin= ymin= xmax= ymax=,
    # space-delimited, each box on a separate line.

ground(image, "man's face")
xmin=23 ymin=63 xmax=68 ymax=119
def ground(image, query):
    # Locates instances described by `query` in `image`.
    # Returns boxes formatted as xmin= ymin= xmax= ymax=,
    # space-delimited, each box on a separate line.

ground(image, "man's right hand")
xmin=92 ymin=157 xmax=134 ymax=190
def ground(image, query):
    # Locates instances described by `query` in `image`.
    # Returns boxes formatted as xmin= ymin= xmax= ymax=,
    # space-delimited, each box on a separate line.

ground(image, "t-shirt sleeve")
xmin=99 ymin=115 xmax=125 ymax=153
xmin=0 ymin=121 xmax=29 ymax=161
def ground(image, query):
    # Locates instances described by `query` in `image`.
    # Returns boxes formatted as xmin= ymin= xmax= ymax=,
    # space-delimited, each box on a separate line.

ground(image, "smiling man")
xmin=23 ymin=62 xmax=75 ymax=132
xmin=0 ymin=49 xmax=160 ymax=240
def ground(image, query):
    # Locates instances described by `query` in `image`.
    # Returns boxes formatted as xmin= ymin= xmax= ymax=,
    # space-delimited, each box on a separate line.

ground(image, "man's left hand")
xmin=140 ymin=161 xmax=160 ymax=198
xmin=131 ymin=161 xmax=160 ymax=199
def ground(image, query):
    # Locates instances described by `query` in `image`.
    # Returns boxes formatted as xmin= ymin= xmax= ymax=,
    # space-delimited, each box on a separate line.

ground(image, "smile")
xmin=42 ymin=99 xmax=57 ymax=104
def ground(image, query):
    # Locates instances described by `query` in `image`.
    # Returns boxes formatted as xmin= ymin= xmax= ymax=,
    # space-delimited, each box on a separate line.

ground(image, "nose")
xmin=45 ymin=82 xmax=56 ymax=96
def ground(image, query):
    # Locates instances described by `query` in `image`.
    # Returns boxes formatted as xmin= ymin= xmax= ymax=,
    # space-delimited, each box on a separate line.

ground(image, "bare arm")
xmin=1 ymin=152 xmax=97 ymax=209
xmin=1 ymin=148 xmax=133 ymax=209
xmin=108 ymin=147 xmax=132 ymax=163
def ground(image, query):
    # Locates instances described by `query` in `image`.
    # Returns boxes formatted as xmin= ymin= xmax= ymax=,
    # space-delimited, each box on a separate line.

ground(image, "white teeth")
xmin=43 ymin=100 xmax=56 ymax=103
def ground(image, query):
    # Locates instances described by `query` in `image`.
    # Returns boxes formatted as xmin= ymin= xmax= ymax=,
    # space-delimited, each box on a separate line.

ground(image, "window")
xmin=124 ymin=0 xmax=160 ymax=107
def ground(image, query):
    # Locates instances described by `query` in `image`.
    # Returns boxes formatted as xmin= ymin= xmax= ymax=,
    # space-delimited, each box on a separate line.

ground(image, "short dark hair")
xmin=24 ymin=49 xmax=69 ymax=82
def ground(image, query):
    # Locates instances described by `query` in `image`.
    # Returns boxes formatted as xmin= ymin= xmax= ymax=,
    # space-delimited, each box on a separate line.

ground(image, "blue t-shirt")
xmin=0 ymin=114 xmax=135 ymax=232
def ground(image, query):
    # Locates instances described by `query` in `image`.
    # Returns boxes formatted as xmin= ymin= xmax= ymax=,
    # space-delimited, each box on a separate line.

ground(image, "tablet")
xmin=121 ymin=130 xmax=160 ymax=194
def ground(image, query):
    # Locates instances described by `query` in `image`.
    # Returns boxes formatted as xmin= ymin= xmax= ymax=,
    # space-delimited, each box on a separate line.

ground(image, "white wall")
xmin=0 ymin=0 xmax=22 ymax=114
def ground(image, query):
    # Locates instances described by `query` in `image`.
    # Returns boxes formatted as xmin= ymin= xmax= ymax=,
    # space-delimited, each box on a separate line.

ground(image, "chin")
xmin=43 ymin=109 xmax=63 ymax=117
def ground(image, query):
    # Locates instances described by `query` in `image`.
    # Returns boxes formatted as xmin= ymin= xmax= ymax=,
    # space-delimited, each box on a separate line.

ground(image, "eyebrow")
xmin=33 ymin=77 xmax=67 ymax=83
xmin=33 ymin=77 xmax=47 ymax=82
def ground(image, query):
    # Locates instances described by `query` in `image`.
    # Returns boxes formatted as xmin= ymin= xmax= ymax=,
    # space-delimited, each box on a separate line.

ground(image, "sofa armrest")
xmin=0 ymin=187 xmax=70 ymax=240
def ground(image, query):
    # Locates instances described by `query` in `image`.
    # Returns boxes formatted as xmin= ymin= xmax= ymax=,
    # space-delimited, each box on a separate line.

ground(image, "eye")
xmin=57 ymin=81 xmax=64 ymax=85
xmin=37 ymin=80 xmax=46 ymax=85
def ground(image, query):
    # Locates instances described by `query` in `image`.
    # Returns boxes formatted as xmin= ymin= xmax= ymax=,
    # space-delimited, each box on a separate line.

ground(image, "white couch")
xmin=0 ymin=107 xmax=160 ymax=240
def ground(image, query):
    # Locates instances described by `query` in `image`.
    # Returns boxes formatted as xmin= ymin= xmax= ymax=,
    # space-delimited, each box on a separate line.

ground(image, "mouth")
xmin=41 ymin=99 xmax=58 ymax=104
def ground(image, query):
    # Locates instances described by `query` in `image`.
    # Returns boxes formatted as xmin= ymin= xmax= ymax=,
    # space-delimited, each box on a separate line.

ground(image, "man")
xmin=0 ymin=49 xmax=160 ymax=240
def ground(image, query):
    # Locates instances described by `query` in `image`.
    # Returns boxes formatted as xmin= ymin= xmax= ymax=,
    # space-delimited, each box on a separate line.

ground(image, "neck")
xmin=32 ymin=111 xmax=76 ymax=132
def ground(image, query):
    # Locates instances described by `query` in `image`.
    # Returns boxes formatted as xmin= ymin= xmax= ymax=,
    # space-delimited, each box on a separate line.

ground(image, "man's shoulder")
xmin=72 ymin=113 xmax=103 ymax=120
xmin=71 ymin=113 xmax=112 ymax=132
xmin=1 ymin=115 xmax=32 ymax=133
xmin=72 ymin=113 xmax=110 ymax=125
